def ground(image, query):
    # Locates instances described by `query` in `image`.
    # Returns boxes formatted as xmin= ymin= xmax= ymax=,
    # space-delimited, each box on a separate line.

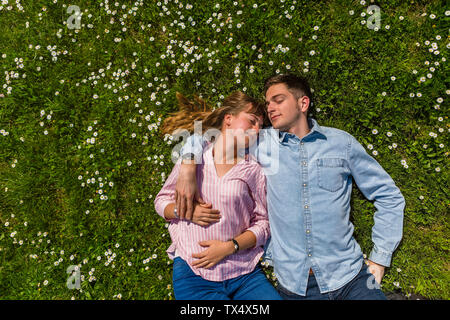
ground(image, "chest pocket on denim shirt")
xmin=317 ymin=158 xmax=348 ymax=192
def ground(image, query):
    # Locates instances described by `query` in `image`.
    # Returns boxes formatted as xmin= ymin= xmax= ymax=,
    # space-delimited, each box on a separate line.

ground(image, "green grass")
xmin=0 ymin=0 xmax=448 ymax=300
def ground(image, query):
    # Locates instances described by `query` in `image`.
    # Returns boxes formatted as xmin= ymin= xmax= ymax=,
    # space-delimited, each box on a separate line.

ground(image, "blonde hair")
xmin=161 ymin=91 xmax=269 ymax=136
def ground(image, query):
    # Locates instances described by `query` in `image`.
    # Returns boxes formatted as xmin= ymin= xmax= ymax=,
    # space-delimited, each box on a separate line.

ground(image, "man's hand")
xmin=367 ymin=259 xmax=385 ymax=285
xmin=175 ymin=162 xmax=203 ymax=220
xmin=191 ymin=240 xmax=234 ymax=269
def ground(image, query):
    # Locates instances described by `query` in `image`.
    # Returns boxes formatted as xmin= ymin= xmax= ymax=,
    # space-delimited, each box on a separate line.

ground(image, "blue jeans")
xmin=277 ymin=263 xmax=387 ymax=300
xmin=172 ymin=257 xmax=282 ymax=300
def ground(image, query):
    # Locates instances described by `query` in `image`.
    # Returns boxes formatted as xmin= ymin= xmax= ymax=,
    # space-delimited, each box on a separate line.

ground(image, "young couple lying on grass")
xmin=154 ymin=74 xmax=405 ymax=300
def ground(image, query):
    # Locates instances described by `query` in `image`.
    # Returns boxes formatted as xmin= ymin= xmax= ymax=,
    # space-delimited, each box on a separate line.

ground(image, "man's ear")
xmin=297 ymin=96 xmax=310 ymax=114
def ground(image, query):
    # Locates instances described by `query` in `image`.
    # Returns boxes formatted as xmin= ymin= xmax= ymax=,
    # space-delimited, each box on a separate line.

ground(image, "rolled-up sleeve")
xmin=246 ymin=166 xmax=271 ymax=248
xmin=179 ymin=133 xmax=209 ymax=164
xmin=154 ymin=159 xmax=182 ymax=221
xmin=349 ymin=135 xmax=405 ymax=267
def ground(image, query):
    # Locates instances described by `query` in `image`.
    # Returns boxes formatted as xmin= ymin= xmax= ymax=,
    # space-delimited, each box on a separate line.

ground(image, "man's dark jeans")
xmin=277 ymin=263 xmax=387 ymax=300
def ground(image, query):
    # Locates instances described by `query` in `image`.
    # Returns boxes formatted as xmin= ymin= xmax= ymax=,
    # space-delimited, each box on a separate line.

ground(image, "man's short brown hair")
xmin=263 ymin=74 xmax=313 ymax=117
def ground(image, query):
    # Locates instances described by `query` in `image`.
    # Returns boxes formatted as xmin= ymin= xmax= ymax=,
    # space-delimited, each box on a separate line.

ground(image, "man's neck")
xmin=286 ymin=116 xmax=311 ymax=139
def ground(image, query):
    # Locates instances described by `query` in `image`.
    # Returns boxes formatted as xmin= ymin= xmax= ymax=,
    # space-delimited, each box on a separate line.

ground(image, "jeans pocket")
xmin=276 ymin=282 xmax=299 ymax=298
xmin=317 ymin=158 xmax=347 ymax=192
xmin=172 ymin=257 xmax=195 ymax=282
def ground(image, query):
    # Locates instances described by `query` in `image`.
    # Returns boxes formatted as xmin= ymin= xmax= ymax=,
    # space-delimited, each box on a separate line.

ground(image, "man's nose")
xmin=266 ymin=101 xmax=275 ymax=114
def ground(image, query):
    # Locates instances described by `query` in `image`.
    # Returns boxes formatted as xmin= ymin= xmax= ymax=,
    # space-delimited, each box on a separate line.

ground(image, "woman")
xmin=154 ymin=91 xmax=281 ymax=300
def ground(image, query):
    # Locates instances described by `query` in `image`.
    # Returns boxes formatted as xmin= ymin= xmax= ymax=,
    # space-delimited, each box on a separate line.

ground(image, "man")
xmin=173 ymin=74 xmax=405 ymax=300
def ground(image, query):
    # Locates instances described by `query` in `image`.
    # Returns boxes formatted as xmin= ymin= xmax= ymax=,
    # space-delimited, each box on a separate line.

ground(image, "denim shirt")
xmin=179 ymin=118 xmax=405 ymax=295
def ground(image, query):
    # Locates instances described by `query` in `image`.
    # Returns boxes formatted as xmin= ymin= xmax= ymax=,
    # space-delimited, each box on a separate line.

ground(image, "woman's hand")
xmin=191 ymin=203 xmax=221 ymax=227
xmin=191 ymin=240 xmax=235 ymax=269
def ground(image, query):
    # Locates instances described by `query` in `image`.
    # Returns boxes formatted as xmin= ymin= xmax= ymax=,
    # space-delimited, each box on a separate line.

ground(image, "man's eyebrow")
xmin=266 ymin=94 xmax=285 ymax=102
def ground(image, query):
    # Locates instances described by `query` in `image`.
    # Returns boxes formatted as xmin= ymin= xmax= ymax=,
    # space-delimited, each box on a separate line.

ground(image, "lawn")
xmin=0 ymin=0 xmax=448 ymax=300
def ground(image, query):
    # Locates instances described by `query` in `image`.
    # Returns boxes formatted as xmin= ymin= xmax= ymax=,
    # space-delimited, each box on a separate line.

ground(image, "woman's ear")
xmin=224 ymin=114 xmax=233 ymax=127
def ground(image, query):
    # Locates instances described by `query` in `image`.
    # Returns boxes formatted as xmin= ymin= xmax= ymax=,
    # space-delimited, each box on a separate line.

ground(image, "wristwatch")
xmin=230 ymin=238 xmax=240 ymax=253
xmin=181 ymin=152 xmax=196 ymax=162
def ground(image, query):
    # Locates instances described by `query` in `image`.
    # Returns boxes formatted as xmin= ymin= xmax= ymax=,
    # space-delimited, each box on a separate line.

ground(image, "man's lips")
xmin=271 ymin=115 xmax=280 ymax=121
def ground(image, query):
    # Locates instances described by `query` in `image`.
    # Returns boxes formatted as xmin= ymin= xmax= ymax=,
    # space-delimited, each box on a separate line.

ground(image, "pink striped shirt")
xmin=154 ymin=142 xmax=270 ymax=282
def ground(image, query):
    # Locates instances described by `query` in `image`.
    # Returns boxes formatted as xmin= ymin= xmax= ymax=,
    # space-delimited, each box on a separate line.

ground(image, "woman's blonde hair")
xmin=161 ymin=91 xmax=269 ymax=136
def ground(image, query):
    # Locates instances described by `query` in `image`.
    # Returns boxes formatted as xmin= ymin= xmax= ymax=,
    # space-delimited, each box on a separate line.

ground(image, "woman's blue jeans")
xmin=172 ymin=257 xmax=282 ymax=300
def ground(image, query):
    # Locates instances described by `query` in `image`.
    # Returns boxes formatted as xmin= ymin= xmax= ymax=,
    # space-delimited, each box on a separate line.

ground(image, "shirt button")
xmin=303 ymin=183 xmax=307 ymax=187
xmin=300 ymin=142 xmax=304 ymax=145
xmin=302 ymin=161 xmax=307 ymax=166
xmin=308 ymin=254 xmax=312 ymax=257
xmin=304 ymin=205 xmax=308 ymax=209
xmin=306 ymin=230 xmax=310 ymax=233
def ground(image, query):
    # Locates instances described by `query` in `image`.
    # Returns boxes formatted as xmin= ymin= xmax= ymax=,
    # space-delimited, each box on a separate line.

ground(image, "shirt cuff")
xmin=246 ymin=225 xmax=268 ymax=249
xmin=369 ymin=245 xmax=393 ymax=267
xmin=155 ymin=199 xmax=174 ymax=222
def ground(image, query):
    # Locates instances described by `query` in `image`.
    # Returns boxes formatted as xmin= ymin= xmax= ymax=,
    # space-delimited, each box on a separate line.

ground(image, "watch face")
xmin=183 ymin=153 xmax=195 ymax=160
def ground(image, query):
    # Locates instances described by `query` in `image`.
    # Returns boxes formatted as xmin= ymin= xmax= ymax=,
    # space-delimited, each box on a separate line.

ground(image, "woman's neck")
xmin=212 ymin=133 xmax=242 ymax=165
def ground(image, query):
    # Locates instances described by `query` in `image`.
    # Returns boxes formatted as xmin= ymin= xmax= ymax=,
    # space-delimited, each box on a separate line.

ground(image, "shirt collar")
xmin=277 ymin=118 xmax=327 ymax=143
